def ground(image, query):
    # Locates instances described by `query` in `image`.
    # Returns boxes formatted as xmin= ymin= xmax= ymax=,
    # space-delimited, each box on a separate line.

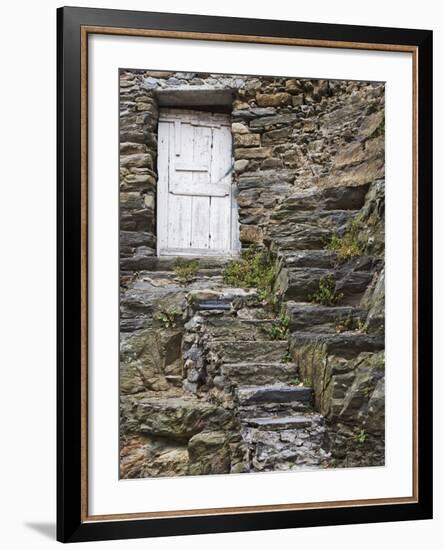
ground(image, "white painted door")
xmin=157 ymin=109 xmax=238 ymax=256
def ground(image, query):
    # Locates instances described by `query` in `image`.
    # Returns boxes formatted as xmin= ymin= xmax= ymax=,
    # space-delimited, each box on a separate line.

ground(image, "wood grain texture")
xmin=158 ymin=109 xmax=233 ymax=254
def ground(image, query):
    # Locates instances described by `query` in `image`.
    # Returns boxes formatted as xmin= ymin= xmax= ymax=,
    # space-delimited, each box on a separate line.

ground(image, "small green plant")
xmin=223 ymin=248 xmax=277 ymax=304
xmin=310 ymin=274 xmax=343 ymax=306
xmin=335 ymin=313 xmax=355 ymax=333
xmin=174 ymin=259 xmax=199 ymax=284
xmin=154 ymin=304 xmax=182 ymax=328
xmin=356 ymin=318 xmax=369 ymax=334
xmin=354 ymin=429 xmax=368 ymax=445
xmin=326 ymin=232 xmax=363 ymax=260
xmin=262 ymin=305 xmax=290 ymax=340
xmin=325 ymin=217 xmax=365 ymax=261
xmin=263 ymin=323 xmax=287 ymax=340
xmin=281 ymin=350 xmax=291 ymax=363
xmin=335 ymin=314 xmax=369 ymax=334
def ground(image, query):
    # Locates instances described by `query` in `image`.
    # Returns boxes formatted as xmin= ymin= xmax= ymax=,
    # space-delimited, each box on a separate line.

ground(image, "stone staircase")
xmin=268 ymin=185 xmax=383 ymax=305
xmin=184 ymin=288 xmax=329 ymax=472
xmin=120 ymin=182 xmax=385 ymax=476
xmin=266 ymin=183 xmax=385 ymax=467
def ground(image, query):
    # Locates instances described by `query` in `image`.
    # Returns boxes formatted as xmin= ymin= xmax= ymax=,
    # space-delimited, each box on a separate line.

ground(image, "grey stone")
xmin=249 ymin=107 xmax=278 ymax=116
xmin=250 ymin=113 xmax=297 ymax=128
xmin=267 ymin=223 xmax=332 ymax=251
xmin=236 ymin=385 xmax=312 ymax=405
xmin=291 ymin=331 xmax=384 ymax=360
xmin=287 ymin=302 xmax=367 ymax=333
xmin=155 ymin=87 xmax=234 ymax=107
xmin=222 ymin=362 xmax=299 ymax=386
xmin=244 ymin=415 xmax=312 ymax=429
xmin=131 ymin=395 xmax=238 ymax=441
xmin=214 ymin=340 xmax=288 ymax=363
xmin=279 ymin=267 xmax=373 ymax=302
xmin=278 ymin=250 xmax=336 ymax=269
xmin=187 ymin=431 xmax=231 ymax=475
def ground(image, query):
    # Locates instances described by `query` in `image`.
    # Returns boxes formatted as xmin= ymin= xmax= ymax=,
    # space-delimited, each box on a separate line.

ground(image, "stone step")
xmin=277 ymin=249 xmax=337 ymax=269
xmin=267 ymin=210 xmax=358 ymax=252
xmin=237 ymin=400 xmax=312 ymax=418
xmin=278 ymin=267 xmax=373 ymax=302
xmin=277 ymin=184 xmax=370 ymax=212
xmin=240 ymin=410 xmax=329 ymax=471
xmin=270 ymin=208 xmax=358 ymax=227
xmin=266 ymin=223 xmax=333 ymax=250
xmin=121 ymin=393 xmax=239 ymax=441
xmin=236 ymin=307 xmax=276 ymax=321
xmin=131 ymin=255 xmax=233 ymax=273
xmin=120 ymin=277 xmax=181 ymax=332
xmin=290 ymin=331 xmax=384 ymax=360
xmin=211 ymin=340 xmax=288 ymax=363
xmin=276 ymin=249 xmax=382 ymax=272
xmin=187 ymin=288 xmax=259 ymax=311
xmin=243 ymin=415 xmax=313 ymax=430
xmin=286 ymin=302 xmax=367 ymax=333
xmin=236 ymin=384 xmax=312 ymax=405
xmin=221 ymin=362 xmax=299 ymax=386
xmin=125 ymin=271 xmax=227 ymax=293
xmin=202 ymin=316 xmax=278 ymax=341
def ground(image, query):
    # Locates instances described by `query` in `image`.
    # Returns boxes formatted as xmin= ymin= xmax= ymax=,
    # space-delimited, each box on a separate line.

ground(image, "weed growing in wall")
xmin=223 ymin=248 xmax=277 ymax=304
xmin=325 ymin=217 xmax=365 ymax=260
xmin=261 ymin=304 xmax=290 ymax=340
xmin=174 ymin=259 xmax=199 ymax=284
xmin=154 ymin=304 xmax=182 ymax=328
xmin=354 ymin=429 xmax=368 ymax=445
xmin=310 ymin=274 xmax=343 ymax=306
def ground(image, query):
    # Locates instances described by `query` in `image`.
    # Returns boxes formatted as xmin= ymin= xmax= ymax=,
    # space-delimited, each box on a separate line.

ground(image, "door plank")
xmin=191 ymin=125 xmax=211 ymax=249
xmin=209 ymin=124 xmax=232 ymax=251
xmin=174 ymin=120 xmax=181 ymax=156
xmin=168 ymin=121 xmax=192 ymax=249
xmin=170 ymin=182 xmax=230 ymax=197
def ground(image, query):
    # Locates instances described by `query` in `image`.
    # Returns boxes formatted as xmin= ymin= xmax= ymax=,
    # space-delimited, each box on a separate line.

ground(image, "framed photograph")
xmin=57 ymin=6 xmax=433 ymax=543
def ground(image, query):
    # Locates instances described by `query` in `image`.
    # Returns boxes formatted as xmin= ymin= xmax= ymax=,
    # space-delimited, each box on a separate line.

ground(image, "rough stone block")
xmin=235 ymin=147 xmax=272 ymax=160
xmin=236 ymin=385 xmax=312 ymax=405
xmin=231 ymin=122 xmax=249 ymax=134
xmin=133 ymin=396 xmax=237 ymax=440
xmin=233 ymin=133 xmax=261 ymax=147
xmin=234 ymin=159 xmax=249 ymax=173
xmin=187 ymin=431 xmax=231 ymax=475
xmin=239 ymin=224 xmax=263 ymax=244
xmin=256 ymin=92 xmax=292 ymax=107
xmin=120 ymin=153 xmax=153 ymax=169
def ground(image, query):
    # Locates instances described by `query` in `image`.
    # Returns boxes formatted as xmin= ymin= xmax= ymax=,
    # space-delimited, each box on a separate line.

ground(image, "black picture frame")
xmin=57 ymin=6 xmax=433 ymax=543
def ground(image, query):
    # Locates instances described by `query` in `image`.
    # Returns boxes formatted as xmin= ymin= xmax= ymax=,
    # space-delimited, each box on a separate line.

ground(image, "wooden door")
xmin=157 ymin=109 xmax=237 ymax=256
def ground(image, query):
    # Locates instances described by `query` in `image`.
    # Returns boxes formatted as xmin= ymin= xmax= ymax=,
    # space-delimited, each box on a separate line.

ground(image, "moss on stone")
xmin=174 ymin=259 xmax=199 ymax=284
xmin=222 ymin=247 xmax=277 ymax=303
xmin=309 ymin=274 xmax=343 ymax=306
xmin=325 ymin=217 xmax=365 ymax=260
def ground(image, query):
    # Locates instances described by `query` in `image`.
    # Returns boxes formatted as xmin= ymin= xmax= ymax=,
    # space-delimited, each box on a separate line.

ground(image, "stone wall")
xmin=119 ymin=69 xmax=384 ymax=268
